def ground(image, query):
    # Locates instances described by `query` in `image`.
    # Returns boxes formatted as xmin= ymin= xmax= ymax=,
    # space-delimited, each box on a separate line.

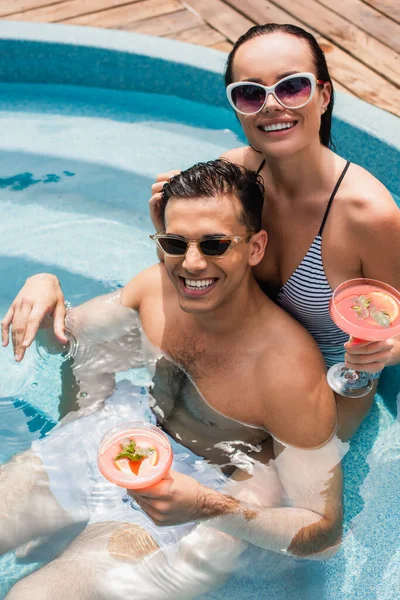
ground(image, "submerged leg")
xmin=0 ymin=450 xmax=74 ymax=555
xmin=5 ymin=522 xmax=162 ymax=600
xmin=5 ymin=519 xmax=245 ymax=600
xmin=5 ymin=441 xmax=287 ymax=599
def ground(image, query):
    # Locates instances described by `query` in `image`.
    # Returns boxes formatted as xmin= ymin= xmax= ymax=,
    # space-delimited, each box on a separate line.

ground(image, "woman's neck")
xmin=261 ymin=141 xmax=336 ymax=200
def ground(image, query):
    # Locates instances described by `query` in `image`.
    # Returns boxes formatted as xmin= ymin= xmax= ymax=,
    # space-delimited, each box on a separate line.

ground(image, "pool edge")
xmin=0 ymin=20 xmax=398 ymax=151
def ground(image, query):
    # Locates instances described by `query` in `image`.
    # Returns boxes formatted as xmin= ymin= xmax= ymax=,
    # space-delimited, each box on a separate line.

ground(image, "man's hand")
xmin=128 ymin=470 xmax=238 ymax=527
xmin=1 ymin=273 xmax=68 ymax=361
xmin=128 ymin=470 xmax=204 ymax=526
xmin=344 ymin=337 xmax=395 ymax=373
xmin=149 ymin=170 xmax=181 ymax=232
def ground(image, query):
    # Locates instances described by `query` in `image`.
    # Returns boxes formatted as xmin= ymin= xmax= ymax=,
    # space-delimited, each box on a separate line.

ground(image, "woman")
xmin=149 ymin=24 xmax=400 ymax=440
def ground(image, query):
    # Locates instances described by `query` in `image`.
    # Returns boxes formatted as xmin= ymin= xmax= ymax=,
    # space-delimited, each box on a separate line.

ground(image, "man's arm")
xmin=57 ymin=290 xmax=144 ymax=417
xmin=1 ymin=264 xmax=159 ymax=359
xmin=207 ymin=349 xmax=344 ymax=558
xmin=132 ymin=346 xmax=345 ymax=559
xmin=196 ymin=437 xmax=344 ymax=560
xmin=132 ymin=432 xmax=344 ymax=559
xmin=2 ymin=266 xmax=159 ymax=416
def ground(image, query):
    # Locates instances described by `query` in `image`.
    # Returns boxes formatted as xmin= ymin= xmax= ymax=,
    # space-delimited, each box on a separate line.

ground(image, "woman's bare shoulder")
xmin=220 ymin=146 xmax=264 ymax=172
xmin=345 ymin=163 xmax=395 ymax=206
xmin=341 ymin=162 xmax=398 ymax=226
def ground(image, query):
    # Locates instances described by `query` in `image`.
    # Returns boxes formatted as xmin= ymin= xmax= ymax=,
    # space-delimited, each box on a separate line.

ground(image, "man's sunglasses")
xmin=150 ymin=233 xmax=248 ymax=258
xmin=226 ymin=72 xmax=325 ymax=115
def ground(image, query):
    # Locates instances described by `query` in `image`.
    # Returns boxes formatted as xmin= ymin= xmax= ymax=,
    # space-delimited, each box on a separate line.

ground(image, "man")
xmin=1 ymin=160 xmax=344 ymax=599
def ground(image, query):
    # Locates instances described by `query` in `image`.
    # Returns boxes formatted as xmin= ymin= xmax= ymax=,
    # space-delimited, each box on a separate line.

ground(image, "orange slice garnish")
xmin=114 ymin=458 xmax=133 ymax=473
xmin=114 ymin=457 xmax=143 ymax=476
xmin=150 ymin=449 xmax=158 ymax=467
xmin=369 ymin=291 xmax=399 ymax=323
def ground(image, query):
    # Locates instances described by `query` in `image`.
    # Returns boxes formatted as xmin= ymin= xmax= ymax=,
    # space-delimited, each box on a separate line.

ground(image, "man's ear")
xmin=248 ymin=230 xmax=267 ymax=267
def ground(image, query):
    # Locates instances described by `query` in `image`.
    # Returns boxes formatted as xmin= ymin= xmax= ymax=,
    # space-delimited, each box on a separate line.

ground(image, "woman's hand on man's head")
xmin=149 ymin=170 xmax=181 ymax=232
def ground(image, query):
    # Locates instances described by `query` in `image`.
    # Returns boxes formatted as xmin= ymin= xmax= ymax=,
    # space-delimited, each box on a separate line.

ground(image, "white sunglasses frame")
xmin=226 ymin=72 xmax=324 ymax=114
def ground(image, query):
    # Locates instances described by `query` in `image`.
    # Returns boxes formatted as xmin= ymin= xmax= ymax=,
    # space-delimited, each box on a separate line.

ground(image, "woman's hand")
xmin=149 ymin=170 xmax=181 ymax=232
xmin=344 ymin=337 xmax=395 ymax=373
xmin=1 ymin=273 xmax=68 ymax=361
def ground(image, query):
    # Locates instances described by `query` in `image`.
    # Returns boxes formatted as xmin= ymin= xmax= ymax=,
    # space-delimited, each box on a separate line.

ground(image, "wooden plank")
xmin=362 ymin=0 xmax=400 ymax=25
xmin=221 ymin=0 xmax=399 ymax=116
xmin=266 ymin=0 xmax=400 ymax=87
xmin=123 ymin=9 xmax=203 ymax=36
xmin=62 ymin=0 xmax=181 ymax=27
xmin=2 ymin=0 xmax=142 ymax=22
xmin=224 ymin=0 xmax=313 ymax=29
xmin=166 ymin=24 xmax=226 ymax=47
xmin=170 ymin=9 xmax=351 ymax=94
xmin=210 ymin=41 xmax=234 ymax=52
xmin=330 ymin=79 xmax=352 ymax=94
xmin=0 ymin=0 xmax=65 ymax=19
xmin=223 ymin=0 xmax=303 ymax=27
xmin=312 ymin=43 xmax=399 ymax=115
xmin=182 ymin=0 xmax=254 ymax=42
xmin=317 ymin=0 xmax=400 ymax=52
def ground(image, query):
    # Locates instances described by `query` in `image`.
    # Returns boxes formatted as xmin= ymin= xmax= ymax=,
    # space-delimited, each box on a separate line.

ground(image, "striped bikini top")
xmin=257 ymin=159 xmax=351 ymax=367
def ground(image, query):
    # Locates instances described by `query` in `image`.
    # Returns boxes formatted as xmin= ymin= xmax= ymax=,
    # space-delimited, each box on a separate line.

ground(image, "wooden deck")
xmin=1 ymin=0 xmax=399 ymax=116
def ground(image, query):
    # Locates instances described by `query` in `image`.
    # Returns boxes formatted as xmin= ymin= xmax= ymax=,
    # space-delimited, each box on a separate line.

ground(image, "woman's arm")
xmin=344 ymin=170 xmax=400 ymax=371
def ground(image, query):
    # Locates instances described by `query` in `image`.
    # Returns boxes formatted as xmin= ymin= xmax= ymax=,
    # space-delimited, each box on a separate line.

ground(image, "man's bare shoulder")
xmin=121 ymin=263 xmax=173 ymax=310
xmin=257 ymin=316 xmax=337 ymax=449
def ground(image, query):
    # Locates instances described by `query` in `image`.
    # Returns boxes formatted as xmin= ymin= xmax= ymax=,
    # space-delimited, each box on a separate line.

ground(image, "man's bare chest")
xmin=150 ymin=355 xmax=268 ymax=465
xmin=139 ymin=305 xmax=267 ymax=428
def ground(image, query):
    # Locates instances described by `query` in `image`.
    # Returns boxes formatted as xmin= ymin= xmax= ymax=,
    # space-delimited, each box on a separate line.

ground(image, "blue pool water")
xmin=0 ymin=82 xmax=399 ymax=599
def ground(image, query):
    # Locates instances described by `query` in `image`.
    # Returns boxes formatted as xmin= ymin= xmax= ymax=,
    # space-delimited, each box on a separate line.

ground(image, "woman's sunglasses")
xmin=226 ymin=72 xmax=325 ymax=115
xmin=150 ymin=233 xmax=247 ymax=258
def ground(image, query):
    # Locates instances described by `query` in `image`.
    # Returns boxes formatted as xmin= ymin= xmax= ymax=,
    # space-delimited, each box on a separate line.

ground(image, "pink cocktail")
xmin=327 ymin=278 xmax=400 ymax=397
xmin=98 ymin=422 xmax=173 ymax=490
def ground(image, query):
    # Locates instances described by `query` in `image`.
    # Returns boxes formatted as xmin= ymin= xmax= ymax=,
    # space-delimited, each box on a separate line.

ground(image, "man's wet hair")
xmin=161 ymin=159 xmax=264 ymax=233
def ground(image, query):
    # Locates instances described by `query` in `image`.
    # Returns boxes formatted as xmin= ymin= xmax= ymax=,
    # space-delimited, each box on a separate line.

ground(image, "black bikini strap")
xmin=256 ymin=159 xmax=266 ymax=175
xmin=318 ymin=161 xmax=351 ymax=236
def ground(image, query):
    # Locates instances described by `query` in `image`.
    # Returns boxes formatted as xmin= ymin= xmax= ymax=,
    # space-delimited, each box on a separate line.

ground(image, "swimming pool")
xmin=0 ymin=21 xmax=399 ymax=600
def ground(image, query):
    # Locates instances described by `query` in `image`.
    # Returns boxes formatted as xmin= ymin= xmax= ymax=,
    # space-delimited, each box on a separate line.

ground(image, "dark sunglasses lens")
xmin=200 ymin=239 xmax=231 ymax=256
xmin=231 ymin=84 xmax=266 ymax=113
xmin=158 ymin=237 xmax=187 ymax=255
xmin=275 ymin=76 xmax=312 ymax=107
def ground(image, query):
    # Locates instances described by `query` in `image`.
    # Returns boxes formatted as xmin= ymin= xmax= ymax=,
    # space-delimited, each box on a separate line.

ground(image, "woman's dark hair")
xmin=161 ymin=158 xmax=264 ymax=232
xmin=225 ymin=23 xmax=334 ymax=149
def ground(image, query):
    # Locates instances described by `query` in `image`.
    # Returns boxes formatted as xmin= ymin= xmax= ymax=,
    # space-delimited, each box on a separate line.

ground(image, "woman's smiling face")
xmin=231 ymin=33 xmax=331 ymax=158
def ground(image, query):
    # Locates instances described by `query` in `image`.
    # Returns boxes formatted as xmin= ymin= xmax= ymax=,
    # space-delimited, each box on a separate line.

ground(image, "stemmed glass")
xmin=98 ymin=421 xmax=173 ymax=510
xmin=327 ymin=278 xmax=400 ymax=397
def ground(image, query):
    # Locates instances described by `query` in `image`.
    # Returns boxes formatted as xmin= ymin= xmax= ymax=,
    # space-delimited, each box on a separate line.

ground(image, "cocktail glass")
xmin=327 ymin=278 xmax=400 ymax=397
xmin=98 ymin=421 xmax=173 ymax=510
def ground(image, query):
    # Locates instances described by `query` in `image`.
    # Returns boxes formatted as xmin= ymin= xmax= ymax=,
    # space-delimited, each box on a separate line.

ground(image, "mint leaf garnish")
xmin=351 ymin=296 xmax=369 ymax=320
xmin=114 ymin=439 xmax=155 ymax=462
xmin=351 ymin=295 xmax=391 ymax=327
xmin=370 ymin=307 xmax=390 ymax=328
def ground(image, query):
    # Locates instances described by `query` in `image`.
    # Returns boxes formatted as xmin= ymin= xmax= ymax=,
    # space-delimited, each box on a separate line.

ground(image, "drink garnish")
xmin=351 ymin=293 xmax=395 ymax=328
xmin=114 ymin=438 xmax=155 ymax=462
xmin=351 ymin=296 xmax=370 ymax=320
xmin=369 ymin=306 xmax=390 ymax=328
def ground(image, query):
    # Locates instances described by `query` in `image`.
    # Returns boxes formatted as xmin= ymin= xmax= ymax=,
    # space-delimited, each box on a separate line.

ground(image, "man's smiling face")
xmin=163 ymin=194 xmax=257 ymax=315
